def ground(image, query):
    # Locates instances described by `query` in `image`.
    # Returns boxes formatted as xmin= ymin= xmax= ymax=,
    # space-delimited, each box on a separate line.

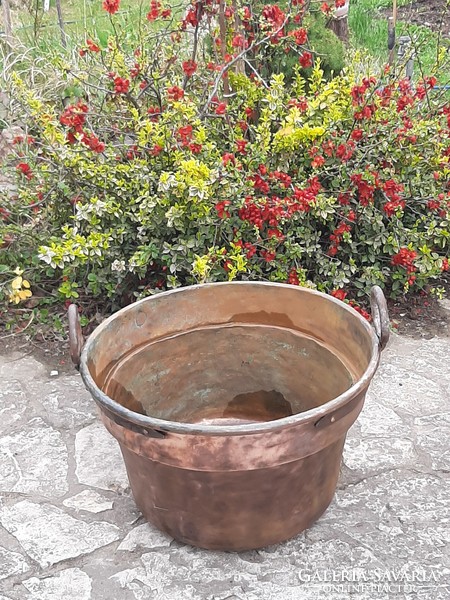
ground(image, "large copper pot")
xmin=69 ymin=282 xmax=389 ymax=551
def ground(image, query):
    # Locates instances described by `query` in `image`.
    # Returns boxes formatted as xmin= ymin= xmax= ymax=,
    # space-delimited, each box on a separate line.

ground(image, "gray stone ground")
xmin=0 ymin=330 xmax=449 ymax=599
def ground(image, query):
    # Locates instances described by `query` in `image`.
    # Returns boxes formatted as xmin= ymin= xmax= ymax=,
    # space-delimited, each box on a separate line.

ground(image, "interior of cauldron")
xmin=101 ymin=325 xmax=354 ymax=424
xmin=85 ymin=284 xmax=375 ymax=426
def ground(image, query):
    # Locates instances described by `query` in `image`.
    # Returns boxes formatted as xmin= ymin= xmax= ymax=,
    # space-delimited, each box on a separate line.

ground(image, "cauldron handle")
xmin=370 ymin=286 xmax=390 ymax=351
xmin=68 ymin=304 xmax=84 ymax=369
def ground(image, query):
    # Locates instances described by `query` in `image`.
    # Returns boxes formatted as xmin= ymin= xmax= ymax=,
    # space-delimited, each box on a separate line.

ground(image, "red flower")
xmin=189 ymin=143 xmax=202 ymax=154
xmin=427 ymin=199 xmax=440 ymax=211
xmin=328 ymin=246 xmax=338 ymax=257
xmin=102 ymin=0 xmax=120 ymax=14
xmin=311 ymin=155 xmax=325 ymax=168
xmin=150 ymin=144 xmax=163 ymax=156
xmin=167 ymin=86 xmax=184 ymax=101
xmin=351 ymin=128 xmax=363 ymax=141
xmin=16 ymin=162 xmax=33 ymax=179
xmin=215 ymin=200 xmax=231 ymax=219
xmin=177 ymin=125 xmax=193 ymax=146
xmin=60 ymin=101 xmax=88 ymax=132
xmin=114 ymin=77 xmax=130 ymax=94
xmin=287 ymin=269 xmax=300 ymax=285
xmin=147 ymin=0 xmax=161 ymax=21
xmin=349 ymin=301 xmax=371 ymax=321
xmin=66 ymin=131 xmax=77 ymax=144
xmin=236 ymin=139 xmax=248 ymax=154
xmin=81 ymin=133 xmax=105 ymax=153
xmin=299 ymin=51 xmax=313 ymax=69
xmin=291 ymin=28 xmax=307 ymax=45
xmin=441 ymin=258 xmax=449 ymax=272
xmin=331 ymin=289 xmax=347 ymax=301
xmin=182 ymin=60 xmax=197 ymax=77
xmin=321 ymin=2 xmax=332 ymax=15
xmin=215 ymin=102 xmax=227 ymax=115
xmin=222 ymin=153 xmax=236 ymax=166
xmin=391 ymin=248 xmax=417 ymax=272
xmin=86 ymin=39 xmax=101 ymax=52
xmin=147 ymin=105 xmax=162 ymax=121
xmin=130 ymin=63 xmax=141 ymax=78
xmin=232 ymin=34 xmax=247 ymax=49
xmin=261 ymin=250 xmax=276 ymax=262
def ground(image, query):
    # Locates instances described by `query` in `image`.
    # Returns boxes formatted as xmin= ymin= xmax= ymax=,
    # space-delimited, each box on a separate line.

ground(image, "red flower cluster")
xmin=180 ymin=2 xmax=202 ymax=30
xmin=261 ymin=4 xmax=286 ymax=42
xmin=239 ymin=196 xmax=285 ymax=230
xmin=351 ymin=172 xmax=379 ymax=206
xmin=215 ymin=200 xmax=231 ymax=218
xmin=288 ymin=97 xmax=308 ymax=112
xmin=182 ymin=60 xmax=197 ymax=77
xmin=331 ymin=289 xmax=347 ymax=301
xmin=291 ymin=28 xmax=307 ymax=45
xmin=349 ymin=301 xmax=371 ymax=321
xmin=215 ymin=102 xmax=227 ymax=115
xmin=391 ymin=248 xmax=418 ymax=284
xmin=234 ymin=239 xmax=257 ymax=258
xmin=351 ymin=77 xmax=376 ymax=106
xmin=391 ymin=248 xmax=417 ymax=270
xmin=222 ymin=153 xmax=236 ymax=166
xmin=336 ymin=141 xmax=355 ymax=162
xmin=287 ymin=269 xmax=300 ymax=285
xmin=102 ymin=0 xmax=120 ymax=14
xmin=328 ymin=221 xmax=351 ymax=257
xmin=130 ymin=63 xmax=141 ymax=78
xmin=299 ymin=51 xmax=313 ymax=69
xmin=382 ymin=179 xmax=405 ymax=217
xmin=60 ymin=101 xmax=88 ymax=133
xmin=81 ymin=133 xmax=105 ymax=153
xmin=167 ymin=86 xmax=184 ymax=101
xmin=177 ymin=125 xmax=193 ymax=146
xmin=147 ymin=105 xmax=162 ymax=121
xmin=16 ymin=162 xmax=33 ymax=180
xmin=147 ymin=0 xmax=171 ymax=21
xmin=114 ymin=77 xmax=130 ymax=94
xmin=79 ymin=39 xmax=101 ymax=56
xmin=59 ymin=101 xmax=105 ymax=152
xmin=236 ymin=139 xmax=248 ymax=154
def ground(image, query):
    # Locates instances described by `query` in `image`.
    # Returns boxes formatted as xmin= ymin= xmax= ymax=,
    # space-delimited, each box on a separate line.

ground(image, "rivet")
xmin=135 ymin=311 xmax=147 ymax=327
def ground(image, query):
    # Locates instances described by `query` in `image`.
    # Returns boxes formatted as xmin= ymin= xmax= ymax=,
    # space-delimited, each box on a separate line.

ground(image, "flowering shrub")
xmin=1 ymin=0 xmax=449 ymax=313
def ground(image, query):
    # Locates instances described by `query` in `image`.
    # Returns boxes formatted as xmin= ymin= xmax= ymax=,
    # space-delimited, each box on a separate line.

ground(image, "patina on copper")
xmin=70 ymin=282 xmax=389 ymax=551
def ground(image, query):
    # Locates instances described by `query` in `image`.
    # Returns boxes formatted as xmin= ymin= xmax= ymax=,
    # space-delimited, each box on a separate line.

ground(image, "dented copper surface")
xmin=77 ymin=282 xmax=387 ymax=550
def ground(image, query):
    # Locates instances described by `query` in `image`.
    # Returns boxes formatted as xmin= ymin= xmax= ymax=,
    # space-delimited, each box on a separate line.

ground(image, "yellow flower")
xmin=8 ymin=274 xmax=32 ymax=304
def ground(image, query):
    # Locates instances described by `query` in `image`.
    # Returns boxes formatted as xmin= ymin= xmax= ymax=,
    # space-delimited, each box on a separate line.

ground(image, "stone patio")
xmin=0 ymin=331 xmax=449 ymax=599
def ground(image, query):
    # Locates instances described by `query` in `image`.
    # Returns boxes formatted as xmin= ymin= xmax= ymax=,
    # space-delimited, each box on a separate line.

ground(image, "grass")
xmin=349 ymin=0 xmax=450 ymax=76
xmin=9 ymin=0 xmax=166 ymax=54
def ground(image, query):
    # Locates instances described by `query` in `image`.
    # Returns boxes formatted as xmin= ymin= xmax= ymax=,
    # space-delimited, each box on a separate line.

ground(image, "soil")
xmin=382 ymin=0 xmax=450 ymax=37
xmin=388 ymin=278 xmax=450 ymax=339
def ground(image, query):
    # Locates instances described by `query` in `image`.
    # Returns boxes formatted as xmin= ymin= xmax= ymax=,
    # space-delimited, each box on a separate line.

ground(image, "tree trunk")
xmin=55 ymin=0 xmax=67 ymax=48
xmin=1 ymin=0 xmax=14 ymax=46
xmin=329 ymin=16 xmax=349 ymax=44
xmin=328 ymin=0 xmax=350 ymax=44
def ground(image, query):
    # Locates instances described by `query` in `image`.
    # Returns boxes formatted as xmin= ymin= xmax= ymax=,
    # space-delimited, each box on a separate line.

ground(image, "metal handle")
xmin=370 ymin=286 xmax=390 ymax=351
xmin=68 ymin=304 xmax=84 ymax=369
xmin=102 ymin=406 xmax=166 ymax=439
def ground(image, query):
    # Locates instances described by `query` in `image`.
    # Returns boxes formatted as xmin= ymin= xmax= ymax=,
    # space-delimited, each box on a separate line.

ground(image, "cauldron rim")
xmin=79 ymin=282 xmax=381 ymax=437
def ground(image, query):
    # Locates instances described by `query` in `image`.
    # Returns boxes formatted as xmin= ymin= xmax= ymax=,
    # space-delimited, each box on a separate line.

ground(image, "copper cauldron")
xmin=69 ymin=282 xmax=389 ymax=551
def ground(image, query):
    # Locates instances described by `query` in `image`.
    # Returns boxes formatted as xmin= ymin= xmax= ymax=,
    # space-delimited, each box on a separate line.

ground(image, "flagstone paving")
xmin=0 ymin=332 xmax=449 ymax=599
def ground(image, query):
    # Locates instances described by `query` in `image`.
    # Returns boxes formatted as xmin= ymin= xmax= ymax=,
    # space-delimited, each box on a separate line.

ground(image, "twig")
xmin=0 ymin=311 xmax=35 ymax=339
xmin=200 ymin=2 xmax=293 ymax=117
